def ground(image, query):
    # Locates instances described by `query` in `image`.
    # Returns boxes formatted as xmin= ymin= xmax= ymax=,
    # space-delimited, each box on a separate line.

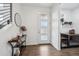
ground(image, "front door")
xmin=38 ymin=14 xmax=50 ymax=44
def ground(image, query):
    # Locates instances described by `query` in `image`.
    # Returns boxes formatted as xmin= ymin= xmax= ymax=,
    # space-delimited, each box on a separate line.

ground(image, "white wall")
xmin=0 ymin=4 xmax=21 ymax=56
xmin=60 ymin=9 xmax=74 ymax=34
xmin=71 ymin=8 xmax=79 ymax=34
xmin=51 ymin=4 xmax=60 ymax=50
xmin=60 ymin=6 xmax=79 ymax=34
xmin=20 ymin=5 xmax=51 ymax=45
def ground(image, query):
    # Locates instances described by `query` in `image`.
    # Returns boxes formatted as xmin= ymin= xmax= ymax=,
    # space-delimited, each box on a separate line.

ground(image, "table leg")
xmin=12 ymin=46 xmax=14 ymax=56
xmin=25 ymin=35 xmax=26 ymax=47
xmin=67 ymin=35 xmax=70 ymax=47
xmin=9 ymin=43 xmax=14 ymax=56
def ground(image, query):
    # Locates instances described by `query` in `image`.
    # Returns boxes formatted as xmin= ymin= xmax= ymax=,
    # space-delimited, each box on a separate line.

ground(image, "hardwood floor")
xmin=21 ymin=44 xmax=79 ymax=56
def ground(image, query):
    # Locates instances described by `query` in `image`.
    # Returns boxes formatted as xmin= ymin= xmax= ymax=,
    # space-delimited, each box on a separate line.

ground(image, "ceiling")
xmin=21 ymin=3 xmax=53 ymax=8
xmin=20 ymin=3 xmax=79 ymax=9
xmin=61 ymin=3 xmax=79 ymax=10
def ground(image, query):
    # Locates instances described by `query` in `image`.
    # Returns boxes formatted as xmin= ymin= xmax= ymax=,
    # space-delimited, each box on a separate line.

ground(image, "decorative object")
xmin=69 ymin=29 xmax=75 ymax=34
xmin=63 ymin=22 xmax=72 ymax=25
xmin=20 ymin=26 xmax=27 ymax=35
xmin=60 ymin=18 xmax=72 ymax=25
xmin=20 ymin=26 xmax=27 ymax=31
xmin=60 ymin=18 xmax=64 ymax=23
xmin=14 ymin=13 xmax=22 ymax=27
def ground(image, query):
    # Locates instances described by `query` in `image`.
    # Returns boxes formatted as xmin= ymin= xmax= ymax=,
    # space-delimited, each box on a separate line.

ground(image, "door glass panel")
xmin=41 ymin=35 xmax=48 ymax=40
xmin=40 ymin=14 xmax=48 ymax=40
xmin=41 ymin=20 xmax=48 ymax=28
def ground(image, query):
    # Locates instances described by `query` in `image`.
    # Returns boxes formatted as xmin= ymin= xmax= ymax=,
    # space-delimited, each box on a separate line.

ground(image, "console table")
xmin=8 ymin=34 xmax=26 ymax=56
xmin=61 ymin=33 xmax=79 ymax=48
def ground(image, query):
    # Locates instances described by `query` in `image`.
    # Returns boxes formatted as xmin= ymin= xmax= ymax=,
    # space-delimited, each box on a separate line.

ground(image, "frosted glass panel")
xmin=41 ymin=20 xmax=48 ymax=28
xmin=41 ymin=35 xmax=48 ymax=40
xmin=41 ymin=29 xmax=47 ymax=34
xmin=40 ymin=14 xmax=48 ymax=40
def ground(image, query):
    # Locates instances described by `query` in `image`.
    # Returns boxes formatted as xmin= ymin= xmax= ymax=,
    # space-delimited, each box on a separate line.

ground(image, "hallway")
xmin=21 ymin=44 xmax=79 ymax=56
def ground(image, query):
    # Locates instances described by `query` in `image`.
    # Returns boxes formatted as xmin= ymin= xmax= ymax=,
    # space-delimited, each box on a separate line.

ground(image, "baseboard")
xmin=26 ymin=43 xmax=38 ymax=46
xmin=38 ymin=43 xmax=51 ymax=45
xmin=26 ymin=43 xmax=51 ymax=46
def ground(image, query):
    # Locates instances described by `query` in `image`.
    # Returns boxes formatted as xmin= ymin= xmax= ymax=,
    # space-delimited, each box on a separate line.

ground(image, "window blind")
xmin=0 ymin=3 xmax=12 ymax=29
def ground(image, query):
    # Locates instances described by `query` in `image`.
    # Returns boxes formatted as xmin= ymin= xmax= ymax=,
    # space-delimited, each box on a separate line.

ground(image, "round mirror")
xmin=14 ymin=13 xmax=22 ymax=27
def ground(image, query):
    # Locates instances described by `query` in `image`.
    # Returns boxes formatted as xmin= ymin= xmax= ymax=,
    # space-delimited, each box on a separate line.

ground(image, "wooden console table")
xmin=8 ymin=35 xmax=26 ymax=56
xmin=61 ymin=33 xmax=79 ymax=48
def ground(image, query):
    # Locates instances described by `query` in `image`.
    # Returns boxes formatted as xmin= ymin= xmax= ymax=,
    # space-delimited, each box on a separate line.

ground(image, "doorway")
xmin=38 ymin=14 xmax=50 ymax=44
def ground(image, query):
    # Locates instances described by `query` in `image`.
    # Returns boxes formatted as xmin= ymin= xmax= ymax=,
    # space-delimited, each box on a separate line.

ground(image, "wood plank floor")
xmin=21 ymin=44 xmax=79 ymax=56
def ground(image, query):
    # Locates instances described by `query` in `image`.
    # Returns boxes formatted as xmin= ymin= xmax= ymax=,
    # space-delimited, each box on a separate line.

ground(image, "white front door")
xmin=38 ymin=14 xmax=50 ymax=44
